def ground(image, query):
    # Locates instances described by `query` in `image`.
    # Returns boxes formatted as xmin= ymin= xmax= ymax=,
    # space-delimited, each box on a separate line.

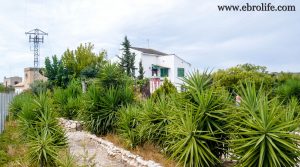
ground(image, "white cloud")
xmin=0 ymin=0 xmax=299 ymax=81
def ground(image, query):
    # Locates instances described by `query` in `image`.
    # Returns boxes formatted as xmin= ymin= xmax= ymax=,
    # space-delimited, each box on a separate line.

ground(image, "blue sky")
xmin=0 ymin=0 xmax=299 ymax=82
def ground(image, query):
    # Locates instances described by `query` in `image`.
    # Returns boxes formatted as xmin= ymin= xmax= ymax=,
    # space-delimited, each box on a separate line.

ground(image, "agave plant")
xmin=230 ymin=83 xmax=300 ymax=167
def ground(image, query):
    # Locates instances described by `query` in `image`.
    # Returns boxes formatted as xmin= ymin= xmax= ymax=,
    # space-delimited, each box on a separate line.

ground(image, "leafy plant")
xmin=230 ymin=83 xmax=300 ymax=167
xmin=277 ymin=79 xmax=300 ymax=102
xmin=81 ymin=83 xmax=134 ymax=135
xmin=9 ymin=92 xmax=32 ymax=118
xmin=151 ymin=79 xmax=177 ymax=100
xmin=165 ymin=108 xmax=220 ymax=167
xmin=18 ymin=93 xmax=67 ymax=167
xmin=117 ymin=105 xmax=141 ymax=148
xmin=53 ymin=79 xmax=82 ymax=119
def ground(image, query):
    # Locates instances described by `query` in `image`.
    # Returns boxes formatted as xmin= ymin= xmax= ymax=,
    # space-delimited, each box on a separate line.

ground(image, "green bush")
xmin=151 ymin=79 xmax=177 ymax=100
xmin=18 ymin=93 xmax=67 ymax=166
xmin=81 ymin=83 xmax=134 ymax=135
xmin=117 ymin=105 xmax=142 ymax=148
xmin=53 ymin=79 xmax=82 ymax=119
xmin=30 ymin=80 xmax=50 ymax=95
xmin=230 ymin=83 xmax=300 ymax=167
xmin=277 ymin=79 xmax=300 ymax=102
xmin=9 ymin=92 xmax=32 ymax=118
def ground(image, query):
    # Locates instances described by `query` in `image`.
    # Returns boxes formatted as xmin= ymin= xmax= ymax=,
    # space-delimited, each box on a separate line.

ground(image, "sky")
xmin=0 ymin=0 xmax=299 ymax=82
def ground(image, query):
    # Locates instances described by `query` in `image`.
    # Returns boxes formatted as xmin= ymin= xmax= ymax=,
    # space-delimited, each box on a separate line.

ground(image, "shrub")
xmin=277 ymin=79 xmax=300 ymax=102
xmin=230 ymin=83 xmax=300 ymax=167
xmin=151 ymin=79 xmax=177 ymax=100
xmin=9 ymin=92 xmax=32 ymax=118
xmin=81 ymin=83 xmax=134 ymax=135
xmin=18 ymin=93 xmax=67 ymax=166
xmin=117 ymin=105 xmax=141 ymax=148
xmin=53 ymin=79 xmax=82 ymax=119
xmin=30 ymin=80 xmax=49 ymax=95
xmin=165 ymin=108 xmax=220 ymax=167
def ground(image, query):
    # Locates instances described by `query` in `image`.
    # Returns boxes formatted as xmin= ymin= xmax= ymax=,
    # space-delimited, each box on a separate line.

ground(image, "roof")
xmin=131 ymin=47 xmax=168 ymax=55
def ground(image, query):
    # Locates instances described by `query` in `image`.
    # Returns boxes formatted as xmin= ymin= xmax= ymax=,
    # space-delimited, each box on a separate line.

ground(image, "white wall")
xmin=172 ymin=55 xmax=192 ymax=90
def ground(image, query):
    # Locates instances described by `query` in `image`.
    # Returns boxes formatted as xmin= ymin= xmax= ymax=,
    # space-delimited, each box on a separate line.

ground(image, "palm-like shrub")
xmin=9 ymin=92 xmax=32 ymax=118
xmin=81 ymin=83 xmax=134 ymax=135
xmin=117 ymin=105 xmax=141 ymax=148
xmin=138 ymin=96 xmax=176 ymax=146
xmin=53 ymin=80 xmax=82 ymax=119
xmin=230 ymin=83 xmax=300 ymax=167
xmin=165 ymin=108 xmax=220 ymax=167
xmin=18 ymin=94 xmax=67 ymax=166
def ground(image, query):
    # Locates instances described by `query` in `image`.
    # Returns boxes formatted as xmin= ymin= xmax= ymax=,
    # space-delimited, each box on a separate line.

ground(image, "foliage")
xmin=165 ymin=108 xmax=220 ymax=167
xmin=81 ymin=82 xmax=134 ymax=135
xmin=0 ymin=121 xmax=27 ymax=166
xmin=277 ymin=79 xmax=300 ymax=102
xmin=117 ymin=105 xmax=142 ymax=148
xmin=230 ymin=83 xmax=300 ymax=167
xmin=18 ymin=93 xmax=67 ymax=167
xmin=61 ymin=43 xmax=106 ymax=78
xmin=9 ymin=92 xmax=32 ymax=118
xmin=44 ymin=55 xmax=70 ymax=88
xmin=138 ymin=60 xmax=144 ymax=80
xmin=53 ymin=79 xmax=82 ymax=119
xmin=213 ymin=64 xmax=274 ymax=92
xmin=0 ymin=84 xmax=14 ymax=93
xmin=97 ymin=63 xmax=129 ymax=89
xmin=137 ymin=78 xmax=150 ymax=98
xmin=151 ymin=79 xmax=177 ymax=100
xmin=118 ymin=36 xmax=135 ymax=77
xmin=30 ymin=80 xmax=50 ymax=95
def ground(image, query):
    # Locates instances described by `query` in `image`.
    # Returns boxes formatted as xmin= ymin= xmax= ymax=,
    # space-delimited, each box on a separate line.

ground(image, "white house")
xmin=114 ymin=47 xmax=191 ymax=93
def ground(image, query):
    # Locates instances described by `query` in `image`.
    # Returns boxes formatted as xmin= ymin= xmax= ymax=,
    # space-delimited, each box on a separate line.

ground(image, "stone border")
xmin=58 ymin=118 xmax=163 ymax=167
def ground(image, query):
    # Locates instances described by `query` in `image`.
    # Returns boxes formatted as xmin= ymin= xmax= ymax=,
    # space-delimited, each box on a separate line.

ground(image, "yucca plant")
xmin=138 ymin=95 xmax=176 ymax=146
xmin=52 ymin=80 xmax=82 ymax=119
xmin=18 ymin=93 xmax=67 ymax=167
xmin=81 ymin=83 xmax=134 ymax=135
xmin=117 ymin=105 xmax=141 ymax=148
xmin=165 ymin=107 xmax=220 ymax=167
xmin=182 ymin=70 xmax=230 ymax=159
xmin=181 ymin=70 xmax=213 ymax=93
xmin=230 ymin=83 xmax=300 ymax=167
xmin=9 ymin=92 xmax=32 ymax=118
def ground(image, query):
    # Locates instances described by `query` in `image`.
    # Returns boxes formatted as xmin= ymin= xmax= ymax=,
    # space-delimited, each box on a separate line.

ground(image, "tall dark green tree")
xmin=119 ymin=36 xmax=135 ymax=77
xmin=138 ymin=60 xmax=144 ymax=80
xmin=44 ymin=55 xmax=70 ymax=88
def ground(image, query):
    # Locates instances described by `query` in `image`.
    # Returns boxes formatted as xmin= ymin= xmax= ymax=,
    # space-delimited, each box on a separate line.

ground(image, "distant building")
xmin=3 ymin=76 xmax=22 ymax=87
xmin=14 ymin=67 xmax=47 ymax=94
xmin=114 ymin=47 xmax=191 ymax=93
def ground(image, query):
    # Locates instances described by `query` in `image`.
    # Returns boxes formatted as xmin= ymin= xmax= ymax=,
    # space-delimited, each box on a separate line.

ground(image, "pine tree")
xmin=138 ymin=60 xmax=144 ymax=80
xmin=119 ymin=36 xmax=135 ymax=77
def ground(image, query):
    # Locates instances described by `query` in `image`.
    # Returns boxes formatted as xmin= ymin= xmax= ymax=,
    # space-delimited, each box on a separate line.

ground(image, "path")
xmin=67 ymin=131 xmax=127 ymax=167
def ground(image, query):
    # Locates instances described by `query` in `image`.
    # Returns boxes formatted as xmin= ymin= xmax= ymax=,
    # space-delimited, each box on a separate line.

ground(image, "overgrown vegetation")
xmin=3 ymin=39 xmax=300 ymax=167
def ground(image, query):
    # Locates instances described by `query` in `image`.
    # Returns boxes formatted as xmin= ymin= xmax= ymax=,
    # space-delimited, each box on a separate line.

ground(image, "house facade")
xmin=115 ymin=47 xmax=191 ymax=93
xmin=3 ymin=76 xmax=22 ymax=87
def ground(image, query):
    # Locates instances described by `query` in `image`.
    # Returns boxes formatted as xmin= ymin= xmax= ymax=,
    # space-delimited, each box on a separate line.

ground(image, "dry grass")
xmin=104 ymin=133 xmax=179 ymax=167
xmin=0 ymin=120 xmax=28 ymax=166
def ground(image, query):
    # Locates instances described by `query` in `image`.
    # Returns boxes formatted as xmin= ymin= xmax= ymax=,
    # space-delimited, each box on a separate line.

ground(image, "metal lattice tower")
xmin=25 ymin=28 xmax=48 ymax=80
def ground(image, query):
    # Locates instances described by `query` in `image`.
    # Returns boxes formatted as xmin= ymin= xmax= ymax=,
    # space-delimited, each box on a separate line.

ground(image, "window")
xmin=177 ymin=68 xmax=184 ymax=77
xmin=160 ymin=68 xmax=168 ymax=77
